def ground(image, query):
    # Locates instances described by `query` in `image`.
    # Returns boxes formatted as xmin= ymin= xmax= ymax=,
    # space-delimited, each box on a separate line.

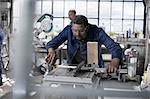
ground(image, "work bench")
xmin=39 ymin=65 xmax=147 ymax=99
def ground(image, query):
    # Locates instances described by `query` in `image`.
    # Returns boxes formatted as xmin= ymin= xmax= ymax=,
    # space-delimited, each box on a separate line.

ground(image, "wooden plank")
xmin=87 ymin=42 xmax=98 ymax=65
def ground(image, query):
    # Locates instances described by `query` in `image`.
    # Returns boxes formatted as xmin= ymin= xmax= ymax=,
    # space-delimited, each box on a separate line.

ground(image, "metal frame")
xmin=34 ymin=0 xmax=145 ymax=34
xmin=144 ymin=6 xmax=150 ymax=70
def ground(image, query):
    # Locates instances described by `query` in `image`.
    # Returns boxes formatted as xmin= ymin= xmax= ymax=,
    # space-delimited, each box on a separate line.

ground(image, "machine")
xmin=33 ymin=13 xmax=53 ymax=47
xmin=33 ymin=13 xmax=54 ymax=75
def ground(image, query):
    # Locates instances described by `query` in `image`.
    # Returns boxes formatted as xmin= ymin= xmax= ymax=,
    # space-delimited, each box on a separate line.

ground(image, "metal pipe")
xmin=144 ymin=6 xmax=150 ymax=70
xmin=13 ymin=0 xmax=35 ymax=99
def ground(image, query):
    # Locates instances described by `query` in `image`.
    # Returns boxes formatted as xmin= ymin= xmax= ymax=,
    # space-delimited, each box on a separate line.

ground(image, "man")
xmin=46 ymin=15 xmax=122 ymax=73
xmin=68 ymin=10 xmax=76 ymax=24
xmin=0 ymin=25 xmax=3 ymax=86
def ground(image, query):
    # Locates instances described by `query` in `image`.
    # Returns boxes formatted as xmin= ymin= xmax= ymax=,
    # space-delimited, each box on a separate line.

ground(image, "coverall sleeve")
xmin=98 ymin=29 xmax=122 ymax=60
xmin=46 ymin=26 xmax=68 ymax=50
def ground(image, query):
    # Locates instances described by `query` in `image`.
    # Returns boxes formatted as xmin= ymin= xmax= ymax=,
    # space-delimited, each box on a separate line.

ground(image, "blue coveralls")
xmin=46 ymin=24 xmax=122 ymax=67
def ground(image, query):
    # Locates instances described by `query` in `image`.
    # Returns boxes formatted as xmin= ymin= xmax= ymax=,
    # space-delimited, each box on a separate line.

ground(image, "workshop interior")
xmin=0 ymin=0 xmax=150 ymax=99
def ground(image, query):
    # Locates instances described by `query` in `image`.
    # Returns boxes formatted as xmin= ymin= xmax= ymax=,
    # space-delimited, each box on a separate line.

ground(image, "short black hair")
xmin=69 ymin=10 xmax=76 ymax=14
xmin=72 ymin=15 xmax=88 ymax=27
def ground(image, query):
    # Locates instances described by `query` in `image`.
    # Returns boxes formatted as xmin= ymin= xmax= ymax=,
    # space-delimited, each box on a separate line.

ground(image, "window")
xmin=100 ymin=2 xmax=111 ymax=19
xmin=101 ymin=0 xmax=111 ymax=1
xmin=53 ymin=18 xmax=63 ymax=32
xmin=134 ymin=20 xmax=143 ymax=33
xmin=53 ymin=1 xmax=64 ymax=17
xmin=64 ymin=18 xmax=70 ymax=27
xmin=124 ymin=2 xmax=134 ymax=19
xmin=135 ymin=2 xmax=144 ymax=19
xmin=42 ymin=1 xmax=52 ymax=14
xmin=124 ymin=0 xmax=135 ymax=1
xmin=13 ymin=0 xmax=145 ymax=36
xmin=64 ymin=0 xmax=76 ymax=17
xmin=88 ymin=19 xmax=98 ymax=25
xmin=111 ymin=20 xmax=122 ymax=32
xmin=87 ymin=1 xmax=98 ymax=18
xmin=76 ymin=0 xmax=87 ymax=15
xmin=99 ymin=19 xmax=110 ymax=33
xmin=123 ymin=20 xmax=133 ymax=33
xmin=111 ymin=2 xmax=123 ymax=19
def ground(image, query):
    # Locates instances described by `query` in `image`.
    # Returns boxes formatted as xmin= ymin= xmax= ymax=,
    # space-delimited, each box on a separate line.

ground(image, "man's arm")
xmin=98 ymin=28 xmax=122 ymax=73
xmin=46 ymin=26 xmax=69 ymax=64
xmin=46 ymin=26 xmax=69 ymax=50
xmin=46 ymin=48 xmax=57 ymax=65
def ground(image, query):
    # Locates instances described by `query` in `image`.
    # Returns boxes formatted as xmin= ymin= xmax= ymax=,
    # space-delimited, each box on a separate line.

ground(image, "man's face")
xmin=71 ymin=24 xmax=87 ymax=40
xmin=68 ymin=12 xmax=76 ymax=21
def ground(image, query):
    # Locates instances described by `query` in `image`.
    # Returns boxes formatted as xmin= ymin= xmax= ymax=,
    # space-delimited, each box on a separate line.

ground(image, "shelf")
xmin=116 ymin=37 xmax=146 ymax=46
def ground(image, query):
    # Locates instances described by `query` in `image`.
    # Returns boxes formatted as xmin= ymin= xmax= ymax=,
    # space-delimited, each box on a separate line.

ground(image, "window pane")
xmin=134 ymin=20 xmax=143 ymax=34
xmin=135 ymin=2 xmax=144 ymax=19
xmin=101 ymin=0 xmax=111 ymax=1
xmin=124 ymin=2 xmax=134 ymax=19
xmin=123 ymin=20 xmax=133 ymax=33
xmin=111 ymin=2 xmax=122 ymax=19
xmin=42 ymin=1 xmax=52 ymax=14
xmin=112 ymin=0 xmax=123 ymax=2
xmin=99 ymin=19 xmax=110 ymax=33
xmin=64 ymin=0 xmax=75 ymax=17
xmin=87 ymin=1 xmax=98 ymax=18
xmin=76 ymin=0 xmax=87 ymax=15
xmin=53 ymin=18 xmax=63 ymax=31
xmin=64 ymin=18 xmax=70 ymax=27
xmin=88 ymin=19 xmax=98 ymax=25
xmin=111 ymin=20 xmax=122 ymax=32
xmin=124 ymin=0 xmax=135 ymax=1
xmin=100 ymin=2 xmax=111 ymax=19
xmin=35 ymin=1 xmax=42 ymax=15
xmin=53 ymin=1 xmax=64 ymax=17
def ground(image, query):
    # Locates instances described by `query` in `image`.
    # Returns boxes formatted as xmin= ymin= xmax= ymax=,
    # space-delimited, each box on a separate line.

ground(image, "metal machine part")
xmin=117 ymin=47 xmax=141 ymax=83
xmin=72 ymin=61 xmax=96 ymax=77
xmin=42 ymin=64 xmax=117 ymax=88
xmin=35 ymin=14 xmax=53 ymax=33
xmin=43 ymin=63 xmax=100 ymax=88
xmin=40 ymin=63 xmax=142 ymax=99
xmin=33 ymin=14 xmax=54 ymax=47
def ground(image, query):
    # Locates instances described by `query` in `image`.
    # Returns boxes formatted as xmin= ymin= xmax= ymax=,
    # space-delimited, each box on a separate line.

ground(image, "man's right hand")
xmin=46 ymin=48 xmax=57 ymax=65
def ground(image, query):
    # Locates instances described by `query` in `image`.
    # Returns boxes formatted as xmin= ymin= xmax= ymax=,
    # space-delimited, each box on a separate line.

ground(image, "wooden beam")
xmin=87 ymin=42 xmax=98 ymax=65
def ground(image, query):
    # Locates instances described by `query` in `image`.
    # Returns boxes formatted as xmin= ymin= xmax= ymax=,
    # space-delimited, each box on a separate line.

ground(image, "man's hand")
xmin=46 ymin=48 xmax=57 ymax=65
xmin=107 ymin=58 xmax=119 ymax=73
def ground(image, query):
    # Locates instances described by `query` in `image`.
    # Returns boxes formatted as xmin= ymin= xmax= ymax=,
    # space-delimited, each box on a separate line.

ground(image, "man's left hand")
xmin=107 ymin=58 xmax=119 ymax=73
